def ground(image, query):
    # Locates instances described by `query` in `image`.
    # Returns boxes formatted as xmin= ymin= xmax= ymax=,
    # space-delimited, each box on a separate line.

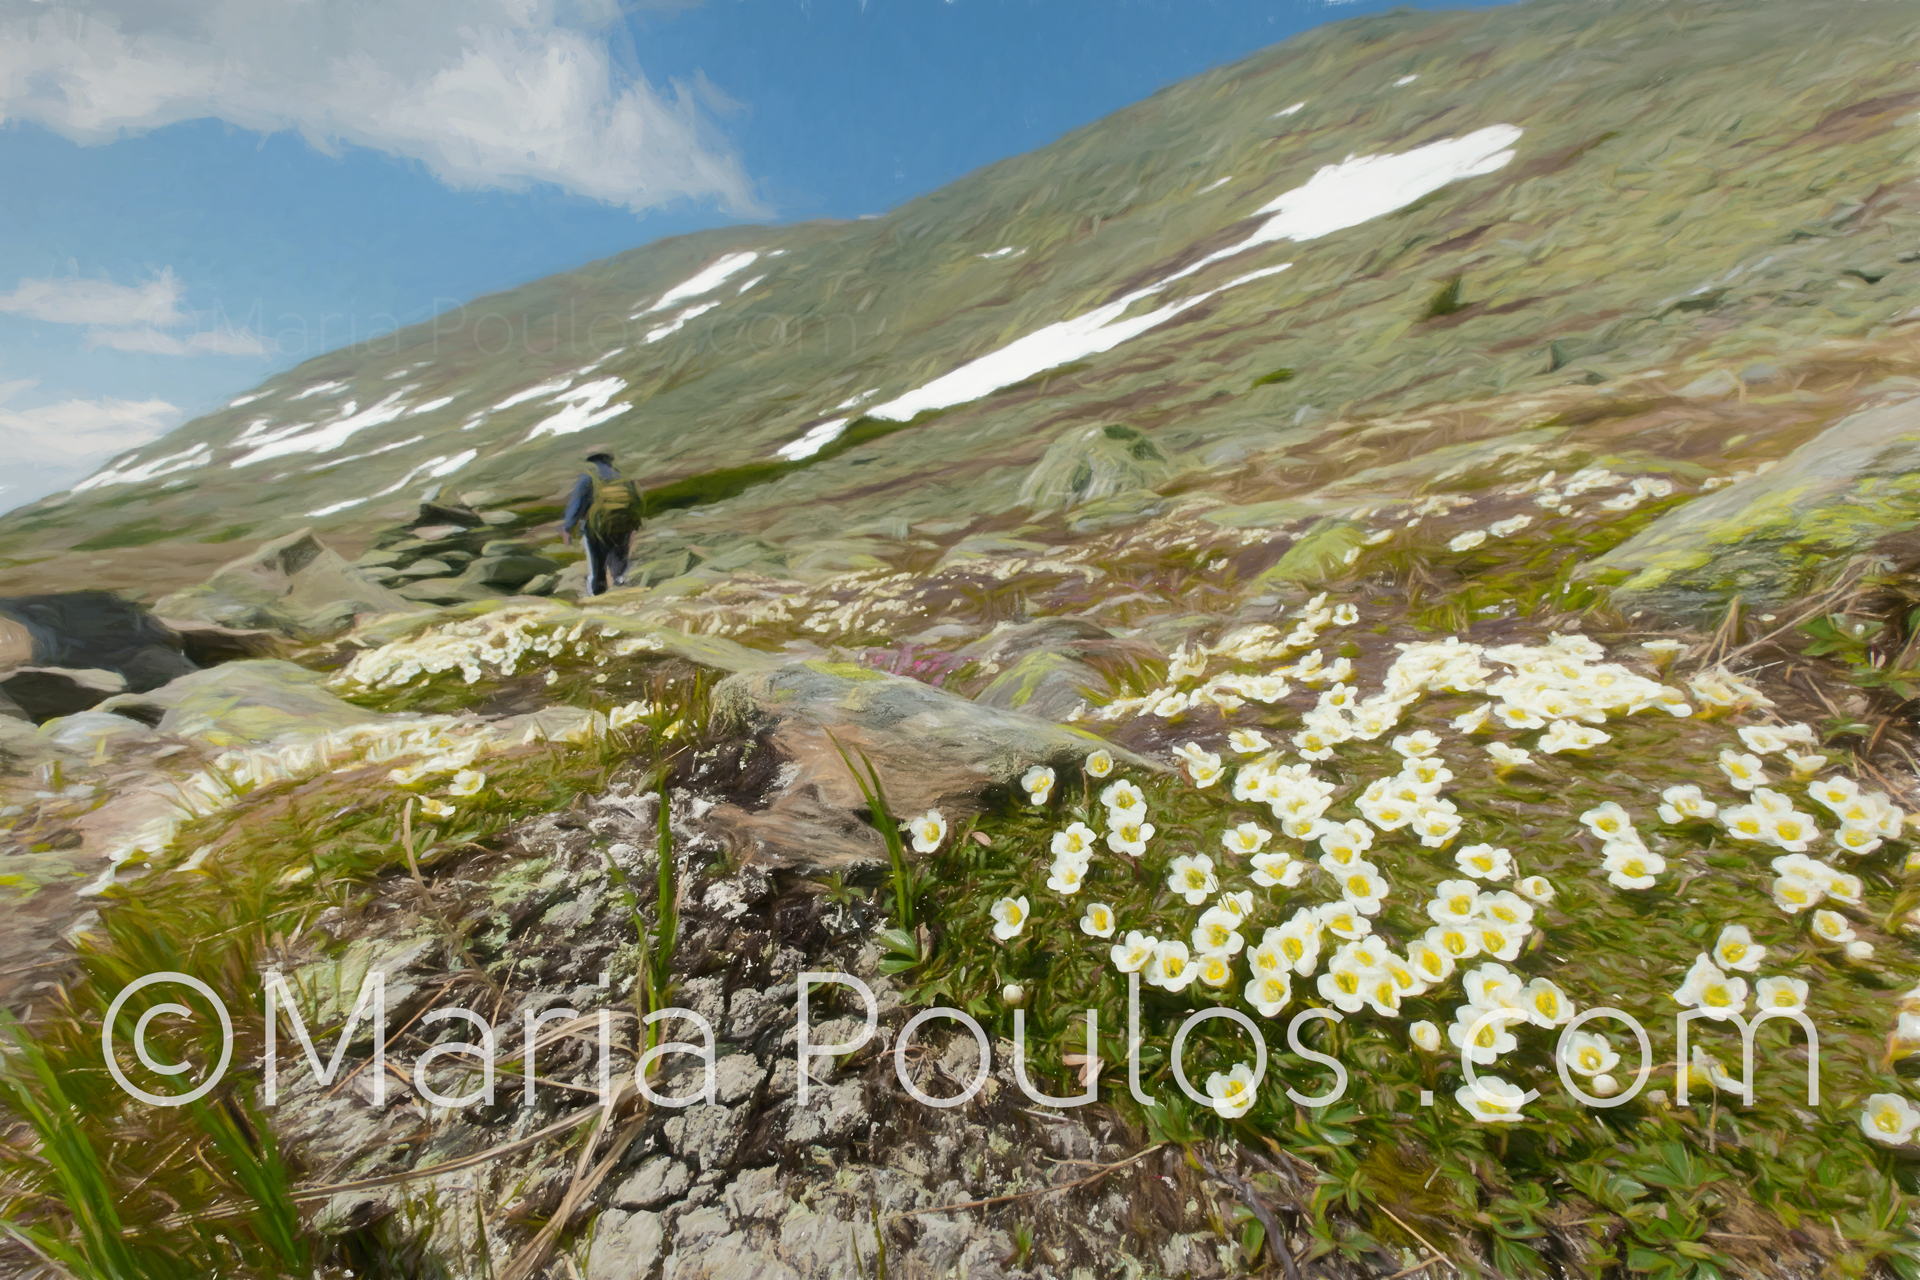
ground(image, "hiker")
xmin=561 ymin=449 xmax=643 ymax=597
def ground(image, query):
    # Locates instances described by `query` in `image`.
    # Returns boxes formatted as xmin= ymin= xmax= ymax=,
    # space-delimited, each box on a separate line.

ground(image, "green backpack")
xmin=585 ymin=474 xmax=644 ymax=542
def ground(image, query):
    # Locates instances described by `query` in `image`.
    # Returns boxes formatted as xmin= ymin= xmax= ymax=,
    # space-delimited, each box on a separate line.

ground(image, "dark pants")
xmin=584 ymin=531 xmax=632 ymax=597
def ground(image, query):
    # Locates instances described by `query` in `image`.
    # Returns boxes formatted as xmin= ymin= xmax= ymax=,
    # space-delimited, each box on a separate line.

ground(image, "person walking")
xmin=561 ymin=449 xmax=643 ymax=597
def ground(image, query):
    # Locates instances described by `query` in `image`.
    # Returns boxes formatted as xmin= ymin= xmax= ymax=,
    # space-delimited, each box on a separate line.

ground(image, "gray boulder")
xmin=0 ymin=667 xmax=127 ymax=721
xmin=153 ymin=529 xmax=416 ymax=640
xmin=0 ymin=591 xmax=197 ymax=692
xmin=97 ymin=659 xmax=375 ymax=747
xmin=706 ymin=659 xmax=1148 ymax=868
xmin=1595 ymin=394 xmax=1920 ymax=621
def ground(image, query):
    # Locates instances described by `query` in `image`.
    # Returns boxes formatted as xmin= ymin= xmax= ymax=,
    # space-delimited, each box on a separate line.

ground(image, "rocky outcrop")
xmin=155 ymin=529 xmax=416 ymax=639
xmin=97 ymin=659 xmax=377 ymax=746
xmin=354 ymin=503 xmax=565 ymax=606
xmin=0 ymin=591 xmax=197 ymax=694
xmin=0 ymin=667 xmax=127 ymax=721
xmin=706 ymin=660 xmax=1148 ymax=868
xmin=1017 ymin=423 xmax=1170 ymax=512
xmin=1594 ymin=395 xmax=1920 ymax=621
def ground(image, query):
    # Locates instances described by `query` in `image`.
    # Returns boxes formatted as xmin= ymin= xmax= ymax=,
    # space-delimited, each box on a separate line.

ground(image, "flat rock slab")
xmin=0 ymin=667 xmax=127 ymax=721
xmin=707 ymin=659 xmax=1148 ymax=868
xmin=97 ymin=659 xmax=375 ymax=746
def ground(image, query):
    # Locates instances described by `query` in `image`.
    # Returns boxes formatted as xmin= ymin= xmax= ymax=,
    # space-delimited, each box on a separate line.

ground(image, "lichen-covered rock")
xmin=707 ymin=659 xmax=1150 ymax=867
xmin=1595 ymin=395 xmax=1920 ymax=620
xmin=153 ymin=528 xmax=415 ymax=639
xmin=98 ymin=659 xmax=375 ymax=745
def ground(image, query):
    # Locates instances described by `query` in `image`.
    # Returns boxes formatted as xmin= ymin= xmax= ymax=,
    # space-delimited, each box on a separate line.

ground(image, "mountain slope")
xmin=7 ymin=0 xmax=1920 ymax=605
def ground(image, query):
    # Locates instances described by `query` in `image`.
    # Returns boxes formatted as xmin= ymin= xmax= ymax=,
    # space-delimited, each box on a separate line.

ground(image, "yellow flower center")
xmin=1877 ymin=1109 xmax=1901 ymax=1133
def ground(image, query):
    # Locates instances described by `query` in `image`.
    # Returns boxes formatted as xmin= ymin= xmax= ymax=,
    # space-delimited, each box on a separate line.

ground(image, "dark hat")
xmin=584 ymin=449 xmax=614 ymax=463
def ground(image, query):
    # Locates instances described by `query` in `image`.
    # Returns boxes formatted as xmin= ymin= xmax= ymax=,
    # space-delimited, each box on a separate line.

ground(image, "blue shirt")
xmin=562 ymin=460 xmax=620 ymax=535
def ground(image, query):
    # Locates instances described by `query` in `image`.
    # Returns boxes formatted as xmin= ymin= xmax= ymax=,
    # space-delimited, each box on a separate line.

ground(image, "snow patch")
xmin=526 ymin=378 xmax=630 ymax=439
xmin=409 ymin=395 xmax=460 ymax=415
xmin=835 ymin=390 xmax=876 ymax=411
xmin=1394 ymin=74 xmax=1420 ymax=87
xmin=859 ymin=126 xmax=1519 ymax=425
xmin=775 ymin=418 xmax=849 ymax=461
xmin=1198 ymin=176 xmax=1233 ymax=194
xmin=492 ymin=378 xmax=573 ymax=413
xmin=72 ymin=441 xmax=212 ymax=492
xmin=645 ymin=300 xmax=720 ymax=344
xmin=1273 ymin=102 xmax=1306 ymax=117
xmin=979 ymin=246 xmax=1025 ymax=260
xmin=306 ymin=497 xmax=368 ymax=517
xmin=373 ymin=449 xmax=478 ymax=498
xmin=228 ymin=392 xmax=264 ymax=408
xmin=228 ymin=390 xmax=414 ymax=467
xmin=289 ymin=380 xmax=349 ymax=401
xmin=638 ymin=250 xmax=760 ymax=317
xmin=736 ymin=275 xmax=765 ymax=294
xmin=1161 ymin=124 xmax=1522 ymax=284
xmin=305 ymin=434 xmax=425 ymax=472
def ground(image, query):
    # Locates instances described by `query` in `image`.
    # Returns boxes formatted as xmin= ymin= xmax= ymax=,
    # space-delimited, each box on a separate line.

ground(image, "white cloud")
xmin=0 ymin=269 xmax=185 ymax=327
xmin=0 ymin=268 xmax=275 ymax=356
xmin=0 ymin=381 xmax=185 ymax=510
xmin=0 ymin=0 xmax=760 ymax=215
xmin=86 ymin=325 xmax=274 ymax=356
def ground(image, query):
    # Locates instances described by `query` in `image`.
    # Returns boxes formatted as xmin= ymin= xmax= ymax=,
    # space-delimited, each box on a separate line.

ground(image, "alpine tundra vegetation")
xmin=14 ymin=0 xmax=1920 ymax=1276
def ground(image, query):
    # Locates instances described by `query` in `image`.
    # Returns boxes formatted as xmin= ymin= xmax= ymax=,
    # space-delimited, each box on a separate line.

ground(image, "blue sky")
xmin=0 ymin=0 xmax=1508 ymax=511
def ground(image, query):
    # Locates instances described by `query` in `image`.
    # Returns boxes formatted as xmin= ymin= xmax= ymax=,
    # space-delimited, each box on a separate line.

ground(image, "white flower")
xmin=1316 ymin=958 xmax=1371 ymax=1013
xmin=1753 ymin=975 xmax=1807 ymax=1011
xmin=1003 ymin=983 xmax=1026 ymax=1006
xmin=1192 ymin=909 xmax=1247 ymax=957
xmin=1215 ymin=889 xmax=1254 ymax=923
xmin=1340 ymin=867 xmax=1391 ymax=915
xmin=1425 ymin=923 xmax=1482 ymax=964
xmin=1021 ymin=765 xmax=1056 ymax=805
xmin=1051 ymin=822 xmax=1099 ymax=859
xmin=1317 ymin=902 xmax=1373 ymax=941
xmin=1806 ymin=775 xmax=1859 ymax=811
xmin=1538 ymin=719 xmax=1610 ymax=753
xmin=1657 ymin=785 xmax=1717 ymax=824
xmin=1167 ymin=854 xmax=1218 ymax=905
xmin=1515 ymin=875 xmax=1555 ymax=904
xmin=906 ymin=811 xmax=948 ymax=853
xmin=1486 ymin=742 xmax=1532 ymax=768
xmin=1579 ymin=802 xmax=1637 ymax=841
xmin=1079 ymin=902 xmax=1116 ymax=938
xmin=1738 ymin=725 xmax=1791 ymax=755
xmin=1602 ymin=845 xmax=1665 ymax=890
xmin=1846 ymin=939 xmax=1876 ymax=961
xmin=1227 ymin=729 xmax=1270 ymax=755
xmin=1085 ymin=750 xmax=1114 ymax=777
xmin=1453 ymin=705 xmax=1492 ymax=734
xmin=1712 ymin=924 xmax=1766 ymax=973
xmin=1207 ymin=1062 xmax=1258 ymax=1119
xmin=1489 ymin=515 xmax=1533 ymax=537
xmin=1318 ymin=819 xmax=1374 ymax=862
xmin=1410 ymin=1020 xmax=1443 ymax=1052
xmin=1046 ymin=859 xmax=1087 ymax=895
xmin=1391 ymin=730 xmax=1442 ymax=758
xmin=1099 ymin=780 xmax=1145 ymax=817
xmin=1411 ymin=803 xmax=1463 ymax=848
xmin=1110 ymin=930 xmax=1157 ymax=972
xmin=1672 ymin=955 xmax=1747 ymax=1019
xmin=990 ymin=896 xmax=1030 ymax=941
xmin=1470 ymin=921 xmax=1526 ymax=961
xmin=1457 ymin=1075 xmax=1530 ymax=1122
xmin=1106 ymin=820 xmax=1156 ymax=857
xmin=1770 ymin=873 xmax=1823 ymax=914
xmin=419 ymin=797 xmax=457 ymax=818
xmin=1455 ymin=844 xmax=1512 ymax=881
xmin=1861 ymin=1094 xmax=1920 ymax=1145
xmin=1561 ymin=1030 xmax=1618 ymax=1077
xmin=1195 ymin=952 xmax=1236 ymax=989
xmin=1146 ymin=940 xmax=1197 ymax=992
xmin=1449 ymin=530 xmax=1489 ymax=552
xmin=1810 ymin=909 xmax=1857 ymax=946
xmin=608 ymin=700 xmax=650 ymax=730
xmin=1717 ymin=749 xmax=1767 ymax=792
xmin=1174 ymin=742 xmax=1224 ymax=788
xmin=1784 ymin=750 xmax=1828 ymax=780
xmin=1222 ymin=821 xmax=1272 ymax=856
xmin=1427 ymin=880 xmax=1482 ymax=925
xmin=1834 ymin=824 xmax=1884 ymax=856
xmin=1249 ymin=850 xmax=1304 ymax=888
xmin=1520 ymin=977 xmax=1574 ymax=1028
xmin=447 ymin=769 xmax=487 ymax=797
xmin=1406 ymin=939 xmax=1455 ymax=988
xmin=1245 ymin=972 xmax=1293 ymax=1017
